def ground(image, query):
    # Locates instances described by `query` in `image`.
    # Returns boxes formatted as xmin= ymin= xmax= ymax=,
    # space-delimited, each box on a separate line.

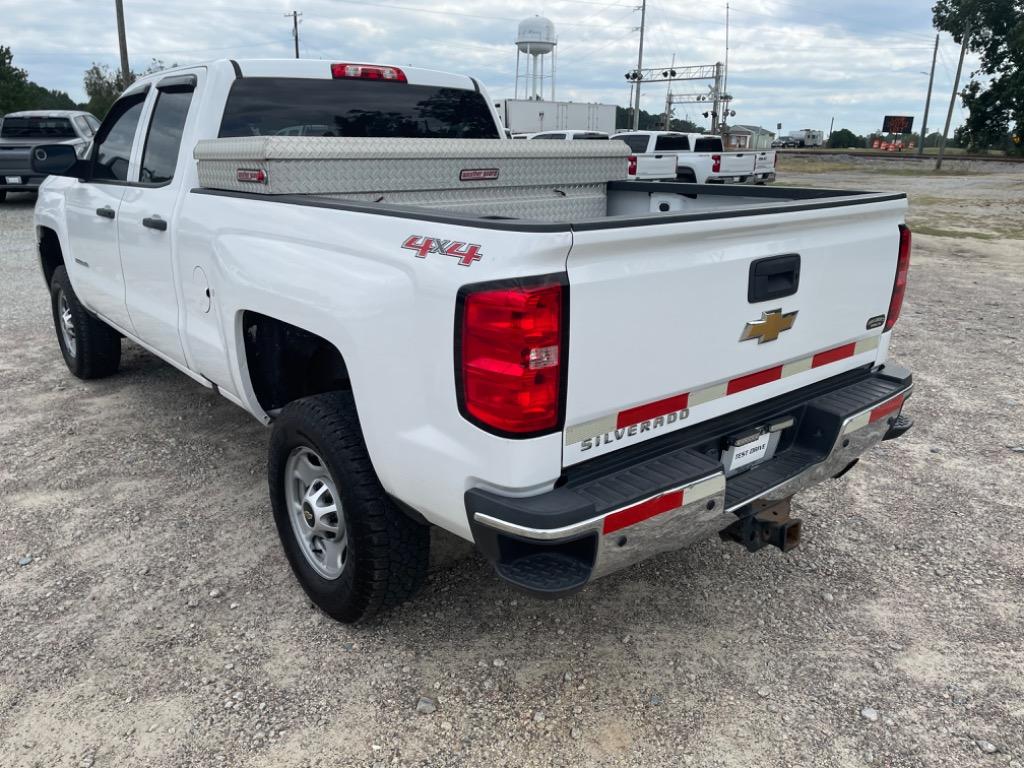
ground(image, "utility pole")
xmin=663 ymin=53 xmax=675 ymax=130
xmin=285 ymin=10 xmax=302 ymax=59
xmin=722 ymin=1 xmax=730 ymax=127
xmin=918 ymin=33 xmax=939 ymax=156
xmin=937 ymin=24 xmax=970 ymax=170
xmin=828 ymin=116 xmax=834 ymax=144
xmin=114 ymin=0 xmax=131 ymax=87
xmin=631 ymin=0 xmax=647 ymax=131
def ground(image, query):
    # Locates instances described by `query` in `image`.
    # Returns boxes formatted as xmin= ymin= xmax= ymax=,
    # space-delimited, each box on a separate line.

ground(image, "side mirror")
xmin=30 ymin=144 xmax=86 ymax=178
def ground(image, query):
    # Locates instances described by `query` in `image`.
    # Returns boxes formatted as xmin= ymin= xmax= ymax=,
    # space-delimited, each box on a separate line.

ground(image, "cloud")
xmin=4 ymin=0 xmax=978 ymax=135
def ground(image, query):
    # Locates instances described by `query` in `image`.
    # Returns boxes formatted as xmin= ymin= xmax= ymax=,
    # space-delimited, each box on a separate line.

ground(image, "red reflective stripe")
xmin=616 ymin=392 xmax=689 ymax=429
xmin=812 ymin=342 xmax=857 ymax=368
xmin=869 ymin=394 xmax=904 ymax=423
xmin=603 ymin=490 xmax=684 ymax=535
xmin=727 ymin=365 xmax=783 ymax=395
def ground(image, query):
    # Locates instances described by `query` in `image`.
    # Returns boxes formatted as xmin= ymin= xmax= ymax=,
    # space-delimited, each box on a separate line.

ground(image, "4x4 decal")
xmin=402 ymin=236 xmax=482 ymax=267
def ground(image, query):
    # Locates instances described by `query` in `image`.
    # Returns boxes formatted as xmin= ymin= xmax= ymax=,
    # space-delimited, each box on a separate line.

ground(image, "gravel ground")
xmin=2 ymin=165 xmax=1023 ymax=768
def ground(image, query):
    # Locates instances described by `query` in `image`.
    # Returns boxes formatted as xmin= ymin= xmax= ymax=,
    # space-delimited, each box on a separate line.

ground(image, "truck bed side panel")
xmin=175 ymin=192 xmax=574 ymax=540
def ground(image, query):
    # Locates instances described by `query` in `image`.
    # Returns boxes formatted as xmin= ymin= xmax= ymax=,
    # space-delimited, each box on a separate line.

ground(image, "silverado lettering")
xmin=580 ymin=409 xmax=690 ymax=451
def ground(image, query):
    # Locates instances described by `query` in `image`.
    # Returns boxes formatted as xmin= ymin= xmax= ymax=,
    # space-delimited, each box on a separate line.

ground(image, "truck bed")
xmin=193 ymin=179 xmax=905 ymax=231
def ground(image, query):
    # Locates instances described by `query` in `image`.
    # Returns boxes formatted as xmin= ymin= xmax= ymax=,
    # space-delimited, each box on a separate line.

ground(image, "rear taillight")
xmin=627 ymin=155 xmax=638 ymax=175
xmin=331 ymin=63 xmax=407 ymax=82
xmin=884 ymin=225 xmax=911 ymax=332
xmin=712 ymin=154 xmax=722 ymax=173
xmin=458 ymin=279 xmax=566 ymax=436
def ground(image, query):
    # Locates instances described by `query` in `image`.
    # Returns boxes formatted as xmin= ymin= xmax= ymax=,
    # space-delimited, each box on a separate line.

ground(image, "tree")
xmin=0 ymin=46 xmax=29 ymax=115
xmin=0 ymin=46 xmax=76 ymax=115
xmin=828 ymin=128 xmax=864 ymax=148
xmin=670 ymin=117 xmax=704 ymax=133
xmin=932 ymin=0 xmax=1024 ymax=154
xmin=615 ymin=106 xmax=708 ymax=132
xmin=82 ymin=58 xmax=171 ymax=119
xmin=82 ymin=64 xmax=128 ymax=119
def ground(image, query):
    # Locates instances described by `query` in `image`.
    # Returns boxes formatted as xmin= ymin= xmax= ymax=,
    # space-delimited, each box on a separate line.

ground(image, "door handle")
xmin=748 ymin=254 xmax=801 ymax=303
xmin=96 ymin=206 xmax=115 ymax=219
xmin=142 ymin=216 xmax=168 ymax=231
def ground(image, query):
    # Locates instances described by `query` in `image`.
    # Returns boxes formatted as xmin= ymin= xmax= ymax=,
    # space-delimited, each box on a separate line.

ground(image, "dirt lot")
xmin=2 ymin=162 xmax=1023 ymax=768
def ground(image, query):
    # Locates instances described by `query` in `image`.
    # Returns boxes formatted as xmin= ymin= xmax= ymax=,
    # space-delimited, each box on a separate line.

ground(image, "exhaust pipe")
xmin=720 ymin=497 xmax=802 ymax=553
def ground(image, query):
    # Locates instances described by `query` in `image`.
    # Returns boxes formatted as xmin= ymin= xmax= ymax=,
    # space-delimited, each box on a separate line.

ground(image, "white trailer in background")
xmin=788 ymin=129 xmax=825 ymax=147
xmin=494 ymin=99 xmax=617 ymax=135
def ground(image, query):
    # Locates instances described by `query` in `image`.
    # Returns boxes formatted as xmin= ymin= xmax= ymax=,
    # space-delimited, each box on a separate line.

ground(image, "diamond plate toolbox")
xmin=193 ymin=137 xmax=629 ymax=220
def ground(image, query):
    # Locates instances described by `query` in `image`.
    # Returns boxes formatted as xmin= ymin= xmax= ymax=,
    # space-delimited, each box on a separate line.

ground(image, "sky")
xmin=2 ymin=0 xmax=978 ymax=136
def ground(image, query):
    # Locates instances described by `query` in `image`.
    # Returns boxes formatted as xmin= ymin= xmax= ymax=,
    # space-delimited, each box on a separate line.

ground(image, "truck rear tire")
xmin=676 ymin=169 xmax=697 ymax=183
xmin=50 ymin=265 xmax=122 ymax=379
xmin=0 ymin=191 xmax=6 ymax=203
xmin=268 ymin=391 xmax=429 ymax=622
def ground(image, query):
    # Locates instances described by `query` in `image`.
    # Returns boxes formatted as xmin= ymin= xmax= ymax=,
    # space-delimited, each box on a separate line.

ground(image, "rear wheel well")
xmin=242 ymin=311 xmax=350 ymax=412
xmin=38 ymin=227 xmax=64 ymax=287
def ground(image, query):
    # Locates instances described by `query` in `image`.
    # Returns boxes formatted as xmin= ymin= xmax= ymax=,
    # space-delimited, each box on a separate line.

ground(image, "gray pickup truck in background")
xmin=0 ymin=110 xmax=99 ymax=201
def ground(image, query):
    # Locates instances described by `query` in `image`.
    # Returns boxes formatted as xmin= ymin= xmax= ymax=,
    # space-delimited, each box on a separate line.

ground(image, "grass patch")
xmin=857 ymin=167 xmax=978 ymax=177
xmin=906 ymin=195 xmax=952 ymax=206
xmin=776 ymin=159 xmax=862 ymax=173
xmin=910 ymin=225 xmax=1000 ymax=240
xmin=776 ymin=157 xmax=985 ymax=177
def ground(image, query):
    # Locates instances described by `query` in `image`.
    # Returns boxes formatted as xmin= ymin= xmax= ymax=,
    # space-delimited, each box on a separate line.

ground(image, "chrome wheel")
xmin=57 ymin=290 xmax=77 ymax=358
xmin=284 ymin=447 xmax=349 ymax=580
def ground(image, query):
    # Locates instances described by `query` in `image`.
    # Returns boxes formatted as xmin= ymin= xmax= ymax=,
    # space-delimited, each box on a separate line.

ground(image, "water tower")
xmin=515 ymin=16 xmax=557 ymax=101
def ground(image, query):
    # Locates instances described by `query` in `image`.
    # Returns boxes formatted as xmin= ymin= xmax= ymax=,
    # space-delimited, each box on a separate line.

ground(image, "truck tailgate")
xmin=716 ymin=152 xmax=755 ymax=179
xmin=754 ymin=151 xmax=776 ymax=175
xmin=562 ymin=200 xmax=904 ymax=465
xmin=0 ymin=143 xmax=32 ymax=176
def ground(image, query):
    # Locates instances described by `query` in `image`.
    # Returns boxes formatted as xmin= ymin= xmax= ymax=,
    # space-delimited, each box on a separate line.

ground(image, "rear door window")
xmin=571 ymin=133 xmax=609 ymax=140
xmin=612 ymin=135 xmax=650 ymax=153
xmin=694 ymin=137 xmax=723 ymax=152
xmin=139 ymin=88 xmax=194 ymax=184
xmin=654 ymin=135 xmax=690 ymax=151
xmin=73 ymin=115 xmax=94 ymax=138
xmin=0 ymin=116 xmax=76 ymax=139
xmin=218 ymin=78 xmax=499 ymax=139
xmin=92 ymin=93 xmax=147 ymax=182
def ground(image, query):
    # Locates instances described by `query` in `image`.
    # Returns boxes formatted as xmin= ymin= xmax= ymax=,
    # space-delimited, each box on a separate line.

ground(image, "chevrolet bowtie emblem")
xmin=740 ymin=309 xmax=798 ymax=344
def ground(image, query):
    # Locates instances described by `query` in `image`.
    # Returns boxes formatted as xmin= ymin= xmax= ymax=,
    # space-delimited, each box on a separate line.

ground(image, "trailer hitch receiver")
xmin=720 ymin=497 xmax=802 ymax=553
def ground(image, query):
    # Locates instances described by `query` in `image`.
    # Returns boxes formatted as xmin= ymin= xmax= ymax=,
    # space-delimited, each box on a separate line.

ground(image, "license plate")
xmin=6 ymin=176 xmax=22 ymax=184
xmin=722 ymin=431 xmax=775 ymax=473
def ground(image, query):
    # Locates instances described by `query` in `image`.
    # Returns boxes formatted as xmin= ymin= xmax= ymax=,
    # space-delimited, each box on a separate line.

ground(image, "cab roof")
xmin=128 ymin=58 xmax=480 ymax=93
xmin=3 ymin=110 xmax=95 ymax=119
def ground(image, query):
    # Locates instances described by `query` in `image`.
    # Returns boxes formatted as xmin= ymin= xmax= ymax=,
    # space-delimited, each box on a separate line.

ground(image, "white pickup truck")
xmin=613 ymin=130 xmax=777 ymax=184
xmin=515 ymin=130 xmax=676 ymax=180
xmin=32 ymin=59 xmax=913 ymax=622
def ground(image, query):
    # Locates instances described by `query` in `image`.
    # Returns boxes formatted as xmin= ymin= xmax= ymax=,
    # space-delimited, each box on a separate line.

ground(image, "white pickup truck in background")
xmin=32 ymin=59 xmax=913 ymax=622
xmin=613 ymin=130 xmax=777 ymax=184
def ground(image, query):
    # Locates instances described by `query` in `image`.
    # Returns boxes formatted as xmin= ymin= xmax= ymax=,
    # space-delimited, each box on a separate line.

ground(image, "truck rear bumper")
xmin=0 ymin=174 xmax=43 ymax=192
xmin=467 ymin=363 xmax=912 ymax=597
